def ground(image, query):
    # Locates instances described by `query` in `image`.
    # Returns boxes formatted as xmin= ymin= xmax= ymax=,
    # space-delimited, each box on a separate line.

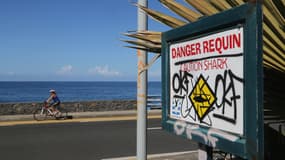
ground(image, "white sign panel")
xmin=170 ymin=27 xmax=244 ymax=135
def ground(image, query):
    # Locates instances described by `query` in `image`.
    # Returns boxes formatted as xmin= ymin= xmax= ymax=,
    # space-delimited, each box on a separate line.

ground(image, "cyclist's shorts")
xmin=51 ymin=102 xmax=60 ymax=109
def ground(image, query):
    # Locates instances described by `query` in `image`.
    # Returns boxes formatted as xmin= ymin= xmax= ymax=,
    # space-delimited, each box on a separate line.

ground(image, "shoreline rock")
xmin=0 ymin=100 xmax=136 ymax=115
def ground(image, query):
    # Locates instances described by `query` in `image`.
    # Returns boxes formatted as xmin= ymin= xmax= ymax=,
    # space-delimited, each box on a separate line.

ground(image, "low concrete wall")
xmin=0 ymin=100 xmax=136 ymax=115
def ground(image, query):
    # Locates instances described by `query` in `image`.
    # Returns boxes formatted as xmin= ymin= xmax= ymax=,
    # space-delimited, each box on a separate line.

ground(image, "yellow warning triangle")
xmin=198 ymin=106 xmax=209 ymax=119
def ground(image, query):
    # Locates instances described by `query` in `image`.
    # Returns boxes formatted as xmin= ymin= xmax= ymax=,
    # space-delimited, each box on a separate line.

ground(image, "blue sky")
xmin=0 ymin=0 xmax=187 ymax=81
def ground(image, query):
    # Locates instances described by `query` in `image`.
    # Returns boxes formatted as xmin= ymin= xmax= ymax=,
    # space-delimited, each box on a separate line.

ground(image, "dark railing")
xmin=147 ymin=95 xmax=161 ymax=110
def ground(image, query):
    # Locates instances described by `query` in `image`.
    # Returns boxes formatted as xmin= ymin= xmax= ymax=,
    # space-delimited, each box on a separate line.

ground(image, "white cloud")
xmin=88 ymin=65 xmax=120 ymax=77
xmin=56 ymin=65 xmax=73 ymax=75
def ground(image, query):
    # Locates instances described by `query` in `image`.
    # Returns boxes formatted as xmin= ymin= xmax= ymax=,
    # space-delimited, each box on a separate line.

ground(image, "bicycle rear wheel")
xmin=33 ymin=108 xmax=47 ymax=121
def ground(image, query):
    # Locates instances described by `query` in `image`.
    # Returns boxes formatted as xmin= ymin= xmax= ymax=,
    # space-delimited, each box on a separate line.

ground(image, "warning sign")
xmin=189 ymin=75 xmax=216 ymax=121
xmin=169 ymin=27 xmax=244 ymax=135
xmin=163 ymin=4 xmax=263 ymax=158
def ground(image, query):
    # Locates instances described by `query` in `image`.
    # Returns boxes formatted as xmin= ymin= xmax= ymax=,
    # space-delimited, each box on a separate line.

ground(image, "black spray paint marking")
xmin=172 ymin=70 xmax=193 ymax=95
xmin=213 ymin=69 xmax=243 ymax=124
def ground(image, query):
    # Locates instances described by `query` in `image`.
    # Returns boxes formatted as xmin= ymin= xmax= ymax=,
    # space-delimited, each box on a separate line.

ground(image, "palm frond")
xmin=226 ymin=0 xmax=245 ymax=7
xmin=264 ymin=0 xmax=285 ymax=27
xmin=184 ymin=0 xmax=219 ymax=15
xmin=124 ymin=31 xmax=161 ymax=44
xmin=121 ymin=39 xmax=161 ymax=52
xmin=136 ymin=4 xmax=186 ymax=28
xmin=208 ymin=0 xmax=232 ymax=11
xmin=124 ymin=46 xmax=161 ymax=53
xmin=159 ymin=0 xmax=202 ymax=22
xmin=123 ymin=0 xmax=285 ymax=73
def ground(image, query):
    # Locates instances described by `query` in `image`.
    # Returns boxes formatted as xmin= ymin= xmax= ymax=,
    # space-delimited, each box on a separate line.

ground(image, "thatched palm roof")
xmin=124 ymin=0 xmax=285 ymax=73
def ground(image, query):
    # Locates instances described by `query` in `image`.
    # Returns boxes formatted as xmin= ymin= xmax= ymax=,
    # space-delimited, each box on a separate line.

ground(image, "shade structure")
xmin=125 ymin=0 xmax=285 ymax=72
xmin=123 ymin=0 xmax=285 ymax=158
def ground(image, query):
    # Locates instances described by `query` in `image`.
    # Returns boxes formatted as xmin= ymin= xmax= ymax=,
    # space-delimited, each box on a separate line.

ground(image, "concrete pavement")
xmin=103 ymin=151 xmax=199 ymax=160
xmin=147 ymin=151 xmax=198 ymax=160
xmin=0 ymin=110 xmax=208 ymax=160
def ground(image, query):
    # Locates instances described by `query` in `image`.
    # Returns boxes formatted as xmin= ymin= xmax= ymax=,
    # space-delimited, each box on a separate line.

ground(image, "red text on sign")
xmin=171 ymin=32 xmax=241 ymax=59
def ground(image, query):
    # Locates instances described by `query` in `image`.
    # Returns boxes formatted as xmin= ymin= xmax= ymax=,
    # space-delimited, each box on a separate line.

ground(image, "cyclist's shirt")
xmin=46 ymin=95 xmax=61 ymax=105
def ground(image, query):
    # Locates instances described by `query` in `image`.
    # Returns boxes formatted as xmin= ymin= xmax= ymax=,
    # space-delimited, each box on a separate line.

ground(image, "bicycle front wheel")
xmin=33 ymin=108 xmax=47 ymax=121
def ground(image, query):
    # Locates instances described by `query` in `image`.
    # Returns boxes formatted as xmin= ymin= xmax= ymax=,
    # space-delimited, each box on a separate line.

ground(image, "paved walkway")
xmin=0 ymin=110 xmax=221 ymax=160
xmin=102 ymin=151 xmax=198 ymax=160
xmin=148 ymin=152 xmax=198 ymax=160
xmin=103 ymin=150 xmax=235 ymax=160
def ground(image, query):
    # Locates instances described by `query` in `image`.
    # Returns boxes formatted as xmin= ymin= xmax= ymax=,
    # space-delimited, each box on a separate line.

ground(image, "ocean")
xmin=0 ymin=81 xmax=161 ymax=103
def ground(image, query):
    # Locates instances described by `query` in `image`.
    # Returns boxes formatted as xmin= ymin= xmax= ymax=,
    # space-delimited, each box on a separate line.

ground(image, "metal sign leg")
xmin=198 ymin=143 xmax=213 ymax=160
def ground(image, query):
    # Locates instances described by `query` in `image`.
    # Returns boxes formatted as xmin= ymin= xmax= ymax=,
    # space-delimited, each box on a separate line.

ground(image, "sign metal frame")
xmin=161 ymin=3 xmax=263 ymax=159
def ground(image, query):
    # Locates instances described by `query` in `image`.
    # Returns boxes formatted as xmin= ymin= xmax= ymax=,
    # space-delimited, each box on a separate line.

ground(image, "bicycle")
xmin=33 ymin=102 xmax=68 ymax=121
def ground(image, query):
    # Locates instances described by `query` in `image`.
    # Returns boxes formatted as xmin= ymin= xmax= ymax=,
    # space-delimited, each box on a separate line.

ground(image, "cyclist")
xmin=46 ymin=89 xmax=61 ymax=115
